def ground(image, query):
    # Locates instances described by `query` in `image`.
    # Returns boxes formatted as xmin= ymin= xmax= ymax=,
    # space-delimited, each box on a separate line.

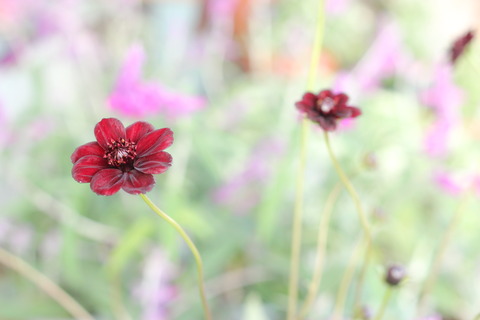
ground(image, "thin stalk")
xmin=331 ymin=236 xmax=365 ymax=320
xmin=287 ymin=0 xmax=325 ymax=319
xmin=0 ymin=246 xmax=94 ymax=320
xmin=323 ymin=132 xmax=371 ymax=242
xmin=287 ymin=117 xmax=309 ymax=320
xmin=417 ymin=193 xmax=470 ymax=315
xmin=298 ymin=182 xmax=342 ymax=320
xmin=323 ymin=131 xmax=372 ymax=312
xmin=139 ymin=194 xmax=212 ymax=320
xmin=373 ymin=287 xmax=393 ymax=320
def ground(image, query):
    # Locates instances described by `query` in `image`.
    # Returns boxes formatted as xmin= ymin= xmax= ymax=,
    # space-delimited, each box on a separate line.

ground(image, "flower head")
xmin=449 ymin=30 xmax=475 ymax=65
xmin=295 ymin=89 xmax=361 ymax=131
xmin=71 ymin=118 xmax=173 ymax=196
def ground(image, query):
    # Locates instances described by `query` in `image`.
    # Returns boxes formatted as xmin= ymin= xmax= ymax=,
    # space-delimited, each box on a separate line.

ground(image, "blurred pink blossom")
xmin=108 ymin=45 xmax=206 ymax=119
xmin=434 ymin=171 xmax=480 ymax=196
xmin=213 ymin=138 xmax=285 ymax=215
xmin=333 ymin=22 xmax=409 ymax=94
xmin=135 ymin=249 xmax=177 ymax=320
xmin=421 ymin=64 xmax=463 ymax=121
xmin=326 ymin=0 xmax=352 ymax=15
xmin=421 ymin=63 xmax=463 ymax=157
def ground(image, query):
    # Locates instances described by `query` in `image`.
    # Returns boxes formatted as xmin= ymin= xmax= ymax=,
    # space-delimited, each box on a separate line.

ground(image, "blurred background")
xmin=1 ymin=0 xmax=480 ymax=319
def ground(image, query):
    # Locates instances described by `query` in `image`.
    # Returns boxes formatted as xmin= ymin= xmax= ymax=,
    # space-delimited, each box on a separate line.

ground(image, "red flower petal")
xmin=94 ymin=118 xmax=126 ymax=149
xmin=134 ymin=151 xmax=172 ymax=174
xmin=126 ymin=121 xmax=155 ymax=143
xmin=302 ymin=92 xmax=316 ymax=106
xmin=317 ymin=116 xmax=337 ymax=131
xmin=71 ymin=142 xmax=104 ymax=163
xmin=335 ymin=93 xmax=349 ymax=106
xmin=350 ymin=107 xmax=362 ymax=118
xmin=136 ymin=128 xmax=174 ymax=157
xmin=332 ymin=106 xmax=354 ymax=118
xmin=72 ymin=156 xmax=109 ymax=183
xmin=90 ymin=169 xmax=125 ymax=196
xmin=122 ymin=170 xmax=155 ymax=194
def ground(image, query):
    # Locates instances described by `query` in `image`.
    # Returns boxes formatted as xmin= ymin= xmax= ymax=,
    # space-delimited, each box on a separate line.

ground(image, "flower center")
xmin=318 ymin=97 xmax=335 ymax=113
xmin=104 ymin=138 xmax=137 ymax=169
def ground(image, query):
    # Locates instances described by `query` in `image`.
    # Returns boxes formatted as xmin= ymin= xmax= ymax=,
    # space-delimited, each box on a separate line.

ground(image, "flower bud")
xmin=385 ymin=264 xmax=406 ymax=286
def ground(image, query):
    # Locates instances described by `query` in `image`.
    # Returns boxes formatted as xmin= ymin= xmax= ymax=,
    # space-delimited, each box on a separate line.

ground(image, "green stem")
xmin=0 ymin=246 xmax=95 ymax=320
xmin=287 ymin=117 xmax=309 ymax=320
xmin=287 ymin=1 xmax=325 ymax=319
xmin=323 ymin=132 xmax=371 ymax=242
xmin=373 ymin=287 xmax=393 ymax=320
xmin=323 ymin=132 xmax=372 ymax=312
xmin=298 ymin=182 xmax=342 ymax=320
xmin=417 ymin=193 xmax=470 ymax=315
xmin=352 ymin=243 xmax=373 ymax=314
xmin=306 ymin=0 xmax=325 ymax=92
xmin=331 ymin=236 xmax=365 ymax=320
xmin=139 ymin=194 xmax=212 ymax=320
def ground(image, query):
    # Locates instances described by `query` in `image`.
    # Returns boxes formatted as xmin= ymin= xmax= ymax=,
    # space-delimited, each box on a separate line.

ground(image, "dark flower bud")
xmin=385 ymin=264 xmax=406 ymax=286
xmin=449 ymin=30 xmax=475 ymax=64
xmin=362 ymin=152 xmax=377 ymax=170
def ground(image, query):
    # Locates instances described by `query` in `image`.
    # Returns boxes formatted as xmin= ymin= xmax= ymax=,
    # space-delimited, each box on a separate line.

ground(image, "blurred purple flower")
xmin=420 ymin=63 xmax=463 ymax=157
xmin=421 ymin=64 xmax=463 ymax=120
xmin=212 ymin=138 xmax=285 ymax=215
xmin=434 ymin=171 xmax=463 ymax=196
xmin=0 ymin=217 xmax=33 ymax=254
xmin=333 ymin=22 xmax=408 ymax=94
xmin=108 ymin=45 xmax=206 ymax=119
xmin=434 ymin=171 xmax=480 ymax=196
xmin=135 ymin=249 xmax=177 ymax=320
xmin=326 ymin=0 xmax=352 ymax=15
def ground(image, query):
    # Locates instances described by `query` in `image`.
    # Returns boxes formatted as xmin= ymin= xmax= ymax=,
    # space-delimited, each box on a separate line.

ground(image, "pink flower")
xmin=333 ymin=22 xmax=409 ymax=94
xmin=213 ymin=139 xmax=285 ymax=215
xmin=420 ymin=63 xmax=463 ymax=157
xmin=135 ymin=249 xmax=177 ymax=320
xmin=434 ymin=171 xmax=480 ymax=196
xmin=421 ymin=64 xmax=463 ymax=121
xmin=108 ymin=45 xmax=206 ymax=119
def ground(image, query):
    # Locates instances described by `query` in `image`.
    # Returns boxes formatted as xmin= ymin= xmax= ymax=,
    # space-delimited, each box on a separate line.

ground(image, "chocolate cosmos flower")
xmin=449 ymin=30 xmax=475 ymax=64
xmin=71 ymin=118 xmax=173 ymax=196
xmin=295 ymin=90 xmax=361 ymax=131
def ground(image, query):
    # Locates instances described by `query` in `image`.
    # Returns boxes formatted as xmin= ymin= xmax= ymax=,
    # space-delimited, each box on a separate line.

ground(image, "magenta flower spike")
xmin=108 ymin=45 xmax=206 ymax=119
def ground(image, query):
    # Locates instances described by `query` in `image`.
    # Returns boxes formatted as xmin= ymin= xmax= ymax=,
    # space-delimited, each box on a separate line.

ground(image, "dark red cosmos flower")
xmin=449 ymin=30 xmax=475 ymax=64
xmin=295 ymin=89 xmax=361 ymax=131
xmin=71 ymin=118 xmax=173 ymax=196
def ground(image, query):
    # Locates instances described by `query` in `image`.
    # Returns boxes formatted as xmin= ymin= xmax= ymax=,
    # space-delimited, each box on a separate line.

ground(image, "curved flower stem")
xmin=0 ymin=246 xmax=95 ymax=320
xmin=298 ymin=182 xmax=342 ymax=320
xmin=416 ymin=192 xmax=471 ymax=315
xmin=287 ymin=1 xmax=325 ymax=320
xmin=373 ymin=287 xmax=393 ymax=320
xmin=139 ymin=194 xmax=213 ymax=320
xmin=331 ymin=236 xmax=365 ymax=320
xmin=323 ymin=131 xmax=373 ymax=313
xmin=323 ymin=132 xmax=371 ymax=242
